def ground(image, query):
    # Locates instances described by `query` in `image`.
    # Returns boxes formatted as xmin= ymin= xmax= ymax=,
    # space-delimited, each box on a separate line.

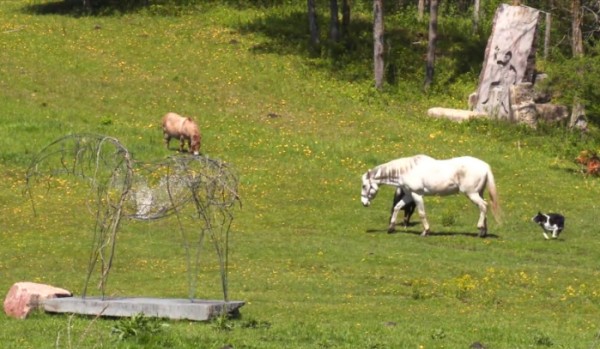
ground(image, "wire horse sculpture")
xmin=25 ymin=134 xmax=240 ymax=301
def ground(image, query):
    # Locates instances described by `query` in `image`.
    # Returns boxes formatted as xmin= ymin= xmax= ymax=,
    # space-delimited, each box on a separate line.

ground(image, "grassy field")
xmin=1 ymin=1 xmax=600 ymax=348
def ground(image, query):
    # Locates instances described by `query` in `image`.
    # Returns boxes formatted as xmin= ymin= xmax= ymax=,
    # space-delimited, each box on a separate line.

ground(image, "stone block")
xmin=42 ymin=297 xmax=245 ymax=321
xmin=3 ymin=282 xmax=72 ymax=319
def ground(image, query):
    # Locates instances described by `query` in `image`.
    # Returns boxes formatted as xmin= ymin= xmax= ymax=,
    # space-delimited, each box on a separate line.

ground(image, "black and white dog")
xmin=390 ymin=187 xmax=416 ymax=228
xmin=532 ymin=212 xmax=565 ymax=240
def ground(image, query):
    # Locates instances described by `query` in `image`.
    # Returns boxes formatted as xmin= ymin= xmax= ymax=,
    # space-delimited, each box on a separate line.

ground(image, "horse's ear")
xmin=366 ymin=170 xmax=371 ymax=179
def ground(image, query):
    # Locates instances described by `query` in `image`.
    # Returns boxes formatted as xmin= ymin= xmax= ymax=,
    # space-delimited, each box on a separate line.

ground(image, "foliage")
xmin=111 ymin=313 xmax=169 ymax=344
xmin=542 ymin=46 xmax=600 ymax=122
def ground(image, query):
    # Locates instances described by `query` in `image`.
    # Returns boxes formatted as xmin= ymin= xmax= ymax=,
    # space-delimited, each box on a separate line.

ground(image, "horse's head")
xmin=361 ymin=171 xmax=379 ymax=207
xmin=190 ymin=133 xmax=201 ymax=155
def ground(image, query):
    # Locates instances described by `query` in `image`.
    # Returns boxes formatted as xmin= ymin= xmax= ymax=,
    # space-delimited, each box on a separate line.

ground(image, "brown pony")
xmin=161 ymin=112 xmax=202 ymax=155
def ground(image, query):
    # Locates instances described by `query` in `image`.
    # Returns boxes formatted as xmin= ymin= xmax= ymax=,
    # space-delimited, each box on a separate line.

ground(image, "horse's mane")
xmin=370 ymin=155 xmax=431 ymax=182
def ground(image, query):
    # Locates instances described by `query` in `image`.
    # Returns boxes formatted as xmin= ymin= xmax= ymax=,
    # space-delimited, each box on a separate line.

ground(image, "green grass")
xmin=2 ymin=1 xmax=600 ymax=348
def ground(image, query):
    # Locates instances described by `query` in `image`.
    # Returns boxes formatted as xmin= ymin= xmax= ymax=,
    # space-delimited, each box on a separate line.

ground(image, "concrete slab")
xmin=427 ymin=107 xmax=488 ymax=122
xmin=41 ymin=297 xmax=245 ymax=321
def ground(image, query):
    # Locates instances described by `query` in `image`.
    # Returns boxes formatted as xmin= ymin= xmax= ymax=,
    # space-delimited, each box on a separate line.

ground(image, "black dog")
xmin=532 ymin=212 xmax=565 ymax=239
xmin=390 ymin=187 xmax=416 ymax=228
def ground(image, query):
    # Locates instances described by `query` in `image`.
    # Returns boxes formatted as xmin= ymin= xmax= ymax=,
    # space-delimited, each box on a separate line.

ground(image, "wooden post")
xmin=544 ymin=12 xmax=551 ymax=60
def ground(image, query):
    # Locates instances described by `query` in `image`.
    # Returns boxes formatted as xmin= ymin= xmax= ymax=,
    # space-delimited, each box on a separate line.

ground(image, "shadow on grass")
xmin=20 ymin=1 xmax=488 ymax=90
xmin=366 ymin=228 xmax=500 ymax=239
xmin=22 ymin=0 xmax=148 ymax=16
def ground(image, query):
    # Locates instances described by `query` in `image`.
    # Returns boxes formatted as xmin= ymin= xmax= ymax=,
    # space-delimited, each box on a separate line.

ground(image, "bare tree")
xmin=424 ymin=0 xmax=439 ymax=90
xmin=373 ymin=0 xmax=385 ymax=89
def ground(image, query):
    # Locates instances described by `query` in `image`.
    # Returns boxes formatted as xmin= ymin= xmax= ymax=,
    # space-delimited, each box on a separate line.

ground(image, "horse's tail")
xmin=486 ymin=168 xmax=501 ymax=223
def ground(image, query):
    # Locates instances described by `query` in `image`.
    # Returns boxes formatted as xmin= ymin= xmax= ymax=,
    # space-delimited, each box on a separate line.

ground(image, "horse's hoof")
xmin=387 ymin=225 xmax=396 ymax=234
xmin=478 ymin=228 xmax=487 ymax=238
xmin=420 ymin=230 xmax=429 ymax=237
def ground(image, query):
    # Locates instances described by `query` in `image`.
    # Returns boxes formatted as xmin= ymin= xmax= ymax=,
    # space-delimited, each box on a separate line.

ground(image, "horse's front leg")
xmin=388 ymin=196 xmax=412 ymax=233
xmin=163 ymin=133 xmax=171 ymax=149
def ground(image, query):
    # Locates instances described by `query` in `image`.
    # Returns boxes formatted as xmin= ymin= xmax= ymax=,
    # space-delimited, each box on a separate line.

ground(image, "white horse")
xmin=361 ymin=154 xmax=500 ymax=237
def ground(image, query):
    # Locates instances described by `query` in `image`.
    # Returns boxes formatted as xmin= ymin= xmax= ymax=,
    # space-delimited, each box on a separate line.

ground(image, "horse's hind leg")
xmin=467 ymin=192 xmax=488 ymax=237
xmin=411 ymin=195 xmax=429 ymax=236
xmin=179 ymin=136 xmax=186 ymax=152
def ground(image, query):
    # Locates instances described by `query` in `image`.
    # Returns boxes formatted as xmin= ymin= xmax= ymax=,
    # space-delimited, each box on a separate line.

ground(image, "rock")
xmin=513 ymin=102 xmax=538 ymax=128
xmin=3 ymin=282 xmax=72 ymax=319
xmin=570 ymin=102 xmax=588 ymax=130
xmin=533 ymin=73 xmax=551 ymax=103
xmin=571 ymin=115 xmax=588 ymax=132
xmin=510 ymin=83 xmax=537 ymax=127
xmin=535 ymin=103 xmax=569 ymax=124
xmin=509 ymin=82 xmax=569 ymax=128
xmin=468 ymin=92 xmax=478 ymax=111
xmin=473 ymin=5 xmax=540 ymax=119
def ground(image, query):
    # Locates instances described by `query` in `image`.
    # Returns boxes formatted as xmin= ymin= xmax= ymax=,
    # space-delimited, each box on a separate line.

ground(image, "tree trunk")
xmin=472 ymin=0 xmax=480 ymax=32
xmin=373 ymin=0 xmax=385 ymax=89
xmin=570 ymin=0 xmax=586 ymax=128
xmin=424 ymin=0 xmax=439 ymax=90
xmin=341 ymin=0 xmax=350 ymax=38
xmin=417 ymin=0 xmax=425 ymax=22
xmin=330 ymin=0 xmax=340 ymax=42
xmin=308 ymin=0 xmax=320 ymax=51
xmin=571 ymin=0 xmax=584 ymax=57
